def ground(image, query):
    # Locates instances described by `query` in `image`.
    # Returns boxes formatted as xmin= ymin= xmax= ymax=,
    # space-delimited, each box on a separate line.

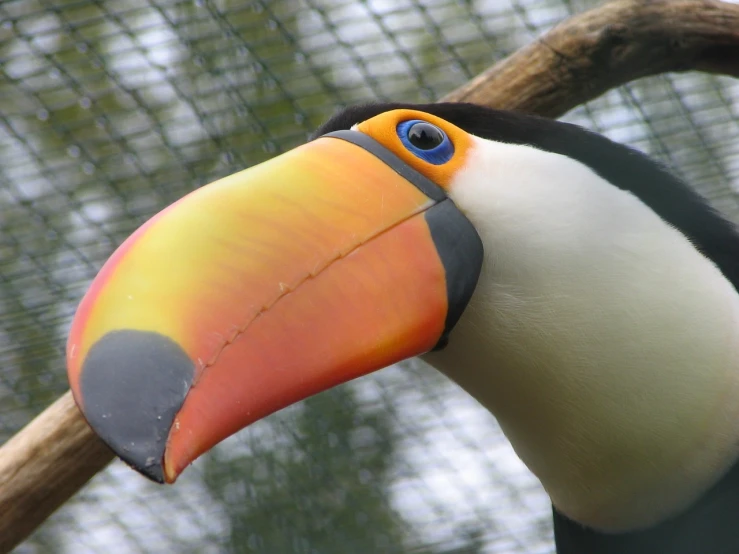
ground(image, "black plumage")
xmin=316 ymin=103 xmax=739 ymax=289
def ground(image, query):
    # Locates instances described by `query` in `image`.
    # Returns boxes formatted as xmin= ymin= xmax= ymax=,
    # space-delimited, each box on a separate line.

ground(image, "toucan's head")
xmin=67 ymin=104 xmax=490 ymax=484
xmin=68 ymin=102 xmax=739 ymax=540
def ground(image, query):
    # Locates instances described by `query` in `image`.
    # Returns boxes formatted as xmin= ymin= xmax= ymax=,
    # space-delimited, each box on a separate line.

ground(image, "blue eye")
xmin=397 ymin=120 xmax=454 ymax=165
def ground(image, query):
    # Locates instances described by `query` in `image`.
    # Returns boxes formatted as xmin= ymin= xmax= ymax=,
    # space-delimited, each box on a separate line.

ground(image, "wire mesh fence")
xmin=1 ymin=0 xmax=738 ymax=552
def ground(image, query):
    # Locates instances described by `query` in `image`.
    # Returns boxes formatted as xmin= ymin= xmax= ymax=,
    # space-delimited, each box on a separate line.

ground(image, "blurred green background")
xmin=1 ymin=0 xmax=738 ymax=552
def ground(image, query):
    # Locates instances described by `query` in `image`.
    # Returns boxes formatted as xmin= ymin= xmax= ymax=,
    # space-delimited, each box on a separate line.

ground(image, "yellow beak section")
xmin=67 ymin=131 xmax=482 ymax=483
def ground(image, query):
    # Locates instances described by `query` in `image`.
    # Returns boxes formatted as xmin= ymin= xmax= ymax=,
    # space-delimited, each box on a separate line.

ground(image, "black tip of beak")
xmin=79 ymin=330 xmax=194 ymax=483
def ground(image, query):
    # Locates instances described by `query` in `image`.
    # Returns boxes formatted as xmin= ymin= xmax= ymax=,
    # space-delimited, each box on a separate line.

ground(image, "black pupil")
xmin=407 ymin=122 xmax=444 ymax=150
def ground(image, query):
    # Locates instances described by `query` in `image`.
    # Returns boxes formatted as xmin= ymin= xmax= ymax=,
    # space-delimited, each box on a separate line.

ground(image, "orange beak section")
xmin=67 ymin=131 xmax=481 ymax=483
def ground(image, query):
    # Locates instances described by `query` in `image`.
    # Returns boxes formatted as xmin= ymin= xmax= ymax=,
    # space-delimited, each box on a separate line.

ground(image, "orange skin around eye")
xmin=356 ymin=109 xmax=475 ymax=190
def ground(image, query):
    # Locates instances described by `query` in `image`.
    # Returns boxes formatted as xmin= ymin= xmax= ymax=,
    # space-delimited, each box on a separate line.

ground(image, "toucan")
xmin=67 ymin=103 xmax=739 ymax=553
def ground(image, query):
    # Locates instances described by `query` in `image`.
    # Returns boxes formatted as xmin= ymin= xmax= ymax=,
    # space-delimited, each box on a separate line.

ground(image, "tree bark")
xmin=2 ymin=0 xmax=738 ymax=551
xmin=443 ymin=0 xmax=739 ymax=116
xmin=0 ymin=392 xmax=113 ymax=553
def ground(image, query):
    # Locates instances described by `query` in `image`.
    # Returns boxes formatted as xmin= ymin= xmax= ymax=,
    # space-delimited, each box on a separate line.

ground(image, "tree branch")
xmin=443 ymin=0 xmax=739 ymax=117
xmin=1 ymin=0 xmax=738 ymax=551
xmin=0 ymin=392 xmax=113 ymax=553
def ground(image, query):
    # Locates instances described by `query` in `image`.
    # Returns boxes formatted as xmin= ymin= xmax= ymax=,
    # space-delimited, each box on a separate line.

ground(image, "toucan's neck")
xmin=423 ymin=137 xmax=739 ymax=532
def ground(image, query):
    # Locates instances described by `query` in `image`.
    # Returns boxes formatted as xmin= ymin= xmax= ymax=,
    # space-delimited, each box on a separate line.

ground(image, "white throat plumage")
xmin=423 ymin=136 xmax=739 ymax=532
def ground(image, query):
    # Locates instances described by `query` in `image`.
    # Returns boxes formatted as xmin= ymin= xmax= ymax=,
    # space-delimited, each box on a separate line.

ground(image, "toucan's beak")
xmin=67 ymin=129 xmax=482 ymax=483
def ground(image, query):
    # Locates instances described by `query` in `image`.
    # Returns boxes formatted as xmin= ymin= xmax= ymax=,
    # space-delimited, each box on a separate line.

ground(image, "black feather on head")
xmin=314 ymin=102 xmax=739 ymax=290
